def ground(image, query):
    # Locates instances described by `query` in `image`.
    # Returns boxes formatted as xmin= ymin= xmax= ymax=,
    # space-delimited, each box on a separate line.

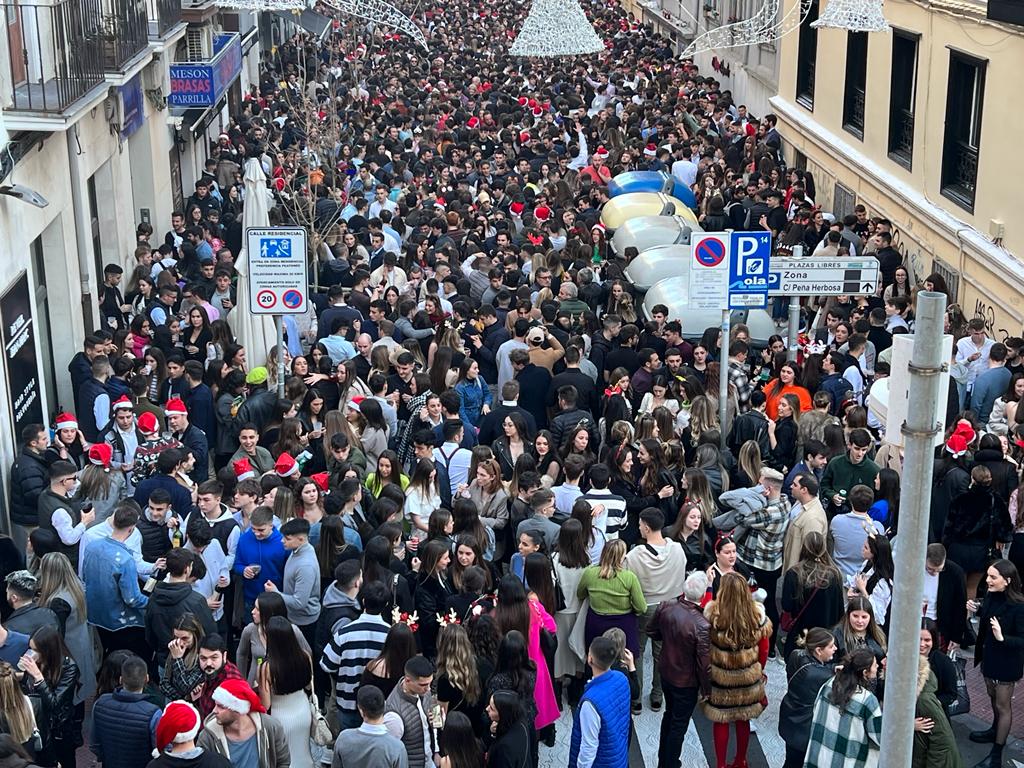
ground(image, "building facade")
xmin=772 ymin=0 xmax=1024 ymax=336
xmin=0 ymin=0 xmax=266 ymax=526
xmin=629 ymin=0 xmax=781 ymax=117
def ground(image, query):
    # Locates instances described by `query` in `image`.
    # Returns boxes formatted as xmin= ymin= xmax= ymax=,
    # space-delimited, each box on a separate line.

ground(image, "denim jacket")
xmin=455 ymin=376 xmax=492 ymax=428
xmin=82 ymin=536 xmax=148 ymax=631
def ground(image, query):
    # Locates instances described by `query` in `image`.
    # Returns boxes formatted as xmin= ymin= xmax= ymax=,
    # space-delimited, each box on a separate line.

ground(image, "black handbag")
xmin=946 ymin=649 xmax=971 ymax=716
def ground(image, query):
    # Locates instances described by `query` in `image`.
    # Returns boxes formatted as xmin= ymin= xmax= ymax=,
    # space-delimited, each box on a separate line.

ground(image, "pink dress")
xmin=527 ymin=597 xmax=560 ymax=729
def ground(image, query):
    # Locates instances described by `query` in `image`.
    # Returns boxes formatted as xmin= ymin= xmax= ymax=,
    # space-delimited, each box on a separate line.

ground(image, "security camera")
xmin=0 ymin=184 xmax=48 ymax=209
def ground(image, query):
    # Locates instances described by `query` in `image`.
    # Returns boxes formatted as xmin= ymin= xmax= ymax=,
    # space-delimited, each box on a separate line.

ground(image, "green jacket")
xmin=913 ymin=665 xmax=963 ymax=768
xmin=820 ymin=454 xmax=879 ymax=505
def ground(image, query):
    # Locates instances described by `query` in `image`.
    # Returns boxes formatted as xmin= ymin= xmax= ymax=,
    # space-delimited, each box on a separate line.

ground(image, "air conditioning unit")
xmin=185 ymin=26 xmax=213 ymax=61
xmin=143 ymin=60 xmax=165 ymax=91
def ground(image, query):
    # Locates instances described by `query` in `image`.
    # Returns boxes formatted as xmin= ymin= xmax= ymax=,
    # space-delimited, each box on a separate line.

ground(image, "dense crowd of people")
xmin=3 ymin=0 xmax=1024 ymax=766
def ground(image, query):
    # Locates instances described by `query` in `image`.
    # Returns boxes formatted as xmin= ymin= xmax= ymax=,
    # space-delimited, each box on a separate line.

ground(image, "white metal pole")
xmin=719 ymin=309 xmax=730 ymax=450
xmin=878 ymin=291 xmax=946 ymax=768
xmin=787 ymin=244 xmax=804 ymax=360
xmin=276 ymin=315 xmax=286 ymax=399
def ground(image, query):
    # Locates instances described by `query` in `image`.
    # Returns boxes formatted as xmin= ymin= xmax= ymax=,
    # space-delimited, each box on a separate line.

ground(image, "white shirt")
xmin=956 ymin=336 xmax=995 ymax=388
xmin=923 ymin=570 xmax=939 ymax=619
xmin=671 ymin=158 xmax=698 ymax=188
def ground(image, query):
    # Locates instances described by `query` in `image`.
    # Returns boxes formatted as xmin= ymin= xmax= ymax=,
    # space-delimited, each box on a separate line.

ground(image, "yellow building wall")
xmin=772 ymin=0 xmax=1024 ymax=338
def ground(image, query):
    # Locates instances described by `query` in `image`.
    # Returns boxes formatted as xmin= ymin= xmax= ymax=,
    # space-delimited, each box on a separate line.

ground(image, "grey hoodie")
xmin=281 ymin=542 xmax=321 ymax=626
xmin=315 ymin=583 xmax=361 ymax=658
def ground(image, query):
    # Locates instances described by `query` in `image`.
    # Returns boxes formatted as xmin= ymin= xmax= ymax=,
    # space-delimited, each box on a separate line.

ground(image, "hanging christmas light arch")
xmin=682 ymin=0 xmax=813 ymax=57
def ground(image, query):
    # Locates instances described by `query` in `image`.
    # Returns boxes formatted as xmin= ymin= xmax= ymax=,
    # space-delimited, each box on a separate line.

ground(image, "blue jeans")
xmin=336 ymin=707 xmax=362 ymax=731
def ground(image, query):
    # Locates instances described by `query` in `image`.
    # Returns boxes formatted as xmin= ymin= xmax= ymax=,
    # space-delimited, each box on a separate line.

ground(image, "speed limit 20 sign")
xmin=247 ymin=227 xmax=309 ymax=315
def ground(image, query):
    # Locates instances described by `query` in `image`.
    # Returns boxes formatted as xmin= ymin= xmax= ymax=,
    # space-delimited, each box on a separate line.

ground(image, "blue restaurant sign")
xmin=168 ymin=33 xmax=242 ymax=109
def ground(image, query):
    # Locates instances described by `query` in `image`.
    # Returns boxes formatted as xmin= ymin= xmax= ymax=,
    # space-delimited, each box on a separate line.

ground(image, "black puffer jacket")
xmin=8 ymin=449 xmax=48 ymax=527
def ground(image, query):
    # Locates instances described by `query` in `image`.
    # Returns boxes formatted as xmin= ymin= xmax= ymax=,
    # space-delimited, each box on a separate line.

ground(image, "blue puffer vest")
xmin=568 ymin=669 xmax=631 ymax=768
xmin=91 ymin=688 xmax=162 ymax=768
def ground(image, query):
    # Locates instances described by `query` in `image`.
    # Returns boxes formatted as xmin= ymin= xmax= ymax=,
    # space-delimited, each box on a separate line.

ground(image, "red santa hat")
xmin=643 ymin=143 xmax=657 ymax=157
xmin=519 ymin=130 xmax=531 ymax=144
xmin=274 ymin=452 xmax=299 ymax=478
xmin=88 ymin=443 xmax=112 ymax=469
xmin=945 ymin=433 xmax=969 ymax=458
xmin=112 ymin=395 xmax=134 ymax=412
xmin=467 ymin=116 xmax=480 ymax=129
xmin=434 ymin=197 xmax=446 ymax=210
xmin=591 ymin=222 xmax=607 ymax=234
xmin=953 ymin=420 xmax=977 ymax=447
xmin=517 ymin=96 xmax=528 ymax=107
xmin=233 ymin=458 xmax=256 ymax=482
xmin=346 ymin=396 xmax=365 ymax=412
xmin=165 ymin=398 xmax=188 ymax=416
xmin=527 ymin=98 xmax=538 ymax=109
xmin=154 ymin=701 xmax=201 ymax=757
xmin=531 ymin=107 xmax=543 ymax=118
xmin=593 ymin=146 xmax=609 ymax=160
xmin=510 ymin=201 xmax=525 ymax=216
xmin=534 ymin=205 xmax=552 ymax=222
xmin=211 ymin=679 xmax=266 ymax=716
xmin=137 ymin=412 xmax=159 ymax=435
xmin=311 ymin=472 xmax=330 ymax=493
xmin=54 ymin=413 xmax=78 ymax=431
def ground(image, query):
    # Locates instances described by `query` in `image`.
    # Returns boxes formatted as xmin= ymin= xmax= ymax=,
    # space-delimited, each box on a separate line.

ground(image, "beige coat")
xmin=782 ymin=496 xmax=828 ymax=574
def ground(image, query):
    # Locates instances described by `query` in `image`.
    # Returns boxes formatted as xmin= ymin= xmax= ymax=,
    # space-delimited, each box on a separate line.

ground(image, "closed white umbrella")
xmin=228 ymin=159 xmax=277 ymax=373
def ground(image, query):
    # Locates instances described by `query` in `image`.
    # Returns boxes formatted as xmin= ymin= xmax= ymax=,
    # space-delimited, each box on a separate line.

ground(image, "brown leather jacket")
xmin=647 ymin=597 xmax=712 ymax=694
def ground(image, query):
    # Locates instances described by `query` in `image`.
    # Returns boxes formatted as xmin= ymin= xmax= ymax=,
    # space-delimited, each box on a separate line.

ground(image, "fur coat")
xmin=699 ymin=601 xmax=772 ymax=723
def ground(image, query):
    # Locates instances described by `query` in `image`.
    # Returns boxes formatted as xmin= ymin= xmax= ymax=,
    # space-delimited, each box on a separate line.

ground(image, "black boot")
xmin=970 ymin=725 xmax=997 ymax=744
xmin=972 ymin=743 xmax=1003 ymax=768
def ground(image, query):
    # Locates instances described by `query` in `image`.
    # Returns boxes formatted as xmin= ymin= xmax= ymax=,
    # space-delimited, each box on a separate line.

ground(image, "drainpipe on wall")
xmin=66 ymin=126 xmax=97 ymax=335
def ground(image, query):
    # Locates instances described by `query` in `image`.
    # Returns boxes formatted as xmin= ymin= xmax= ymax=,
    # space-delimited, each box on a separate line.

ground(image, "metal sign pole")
xmin=276 ymin=315 xmax=286 ymax=399
xmin=787 ymin=245 xmax=803 ymax=361
xmin=878 ymin=291 xmax=946 ymax=768
xmin=719 ymin=309 xmax=730 ymax=449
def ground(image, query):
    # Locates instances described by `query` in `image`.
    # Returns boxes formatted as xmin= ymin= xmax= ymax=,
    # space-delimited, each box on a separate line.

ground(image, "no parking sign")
xmin=247 ymin=227 xmax=309 ymax=315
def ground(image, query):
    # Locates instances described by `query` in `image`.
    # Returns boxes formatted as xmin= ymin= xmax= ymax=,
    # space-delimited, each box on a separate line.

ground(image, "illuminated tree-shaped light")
xmin=510 ymin=0 xmax=604 ymax=57
xmin=812 ymin=0 xmax=890 ymax=32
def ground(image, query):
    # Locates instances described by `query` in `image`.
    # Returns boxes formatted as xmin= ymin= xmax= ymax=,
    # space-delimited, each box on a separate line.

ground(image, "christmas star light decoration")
xmin=510 ymin=0 xmax=604 ymax=57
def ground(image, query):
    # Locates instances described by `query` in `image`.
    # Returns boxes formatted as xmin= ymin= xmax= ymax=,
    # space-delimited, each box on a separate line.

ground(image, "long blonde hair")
xmin=738 ymin=440 xmax=763 ymax=485
xmin=0 ymin=663 xmax=35 ymax=743
xmin=598 ymin=539 xmax=627 ymax=580
xmin=706 ymin=572 xmax=764 ymax=649
xmin=36 ymin=552 xmax=86 ymax=619
xmin=436 ymin=624 xmax=481 ymax=705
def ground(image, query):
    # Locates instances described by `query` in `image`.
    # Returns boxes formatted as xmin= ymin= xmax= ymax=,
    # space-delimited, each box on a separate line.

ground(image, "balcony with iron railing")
xmin=98 ymin=0 xmax=149 ymax=71
xmin=147 ymin=0 xmax=182 ymax=39
xmin=2 ymin=0 xmax=106 ymax=115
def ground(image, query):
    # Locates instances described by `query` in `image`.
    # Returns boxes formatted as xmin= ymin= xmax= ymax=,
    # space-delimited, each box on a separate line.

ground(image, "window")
xmin=842 ymin=32 xmax=868 ymax=139
xmin=796 ymin=0 xmax=818 ymax=109
xmin=941 ymin=51 xmax=985 ymax=212
xmin=887 ymin=31 xmax=918 ymax=169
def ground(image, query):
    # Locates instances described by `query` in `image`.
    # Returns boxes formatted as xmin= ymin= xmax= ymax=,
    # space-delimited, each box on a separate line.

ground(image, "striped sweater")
xmin=320 ymin=613 xmax=390 ymax=713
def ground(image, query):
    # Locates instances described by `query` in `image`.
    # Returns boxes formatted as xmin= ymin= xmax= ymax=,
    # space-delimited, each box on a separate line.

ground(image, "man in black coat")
xmin=727 ymin=390 xmax=771 ymax=458
xmin=476 ymin=381 xmax=537 ymax=446
xmin=930 ymin=543 xmax=968 ymax=647
xmin=469 ymin=305 xmax=509 ymax=385
xmin=549 ymin=385 xmax=600 ymax=452
xmin=145 ymin=548 xmax=217 ymax=668
xmin=547 ymin=344 xmax=599 ymax=420
xmin=9 ymin=424 xmax=50 ymax=547
xmin=511 ymin=349 xmax=552 ymax=430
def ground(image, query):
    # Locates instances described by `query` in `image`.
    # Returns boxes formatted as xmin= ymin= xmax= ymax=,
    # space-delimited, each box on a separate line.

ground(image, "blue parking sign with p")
xmin=728 ymin=231 xmax=771 ymax=308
